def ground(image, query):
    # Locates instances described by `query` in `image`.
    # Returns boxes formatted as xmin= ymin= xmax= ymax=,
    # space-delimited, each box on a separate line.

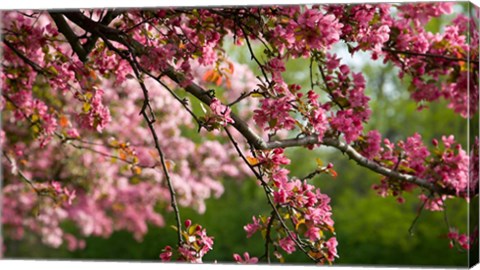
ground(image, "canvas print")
xmin=0 ymin=1 xmax=479 ymax=267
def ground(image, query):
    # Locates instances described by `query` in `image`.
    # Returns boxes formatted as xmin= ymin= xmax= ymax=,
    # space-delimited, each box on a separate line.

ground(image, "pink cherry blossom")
xmin=278 ymin=236 xmax=296 ymax=254
xmin=233 ymin=252 xmax=258 ymax=264
xmin=209 ymin=98 xmax=234 ymax=126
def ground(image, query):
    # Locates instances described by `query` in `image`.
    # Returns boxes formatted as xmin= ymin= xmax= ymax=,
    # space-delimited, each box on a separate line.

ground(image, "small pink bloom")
xmin=66 ymin=128 xmax=80 ymax=138
xmin=209 ymin=98 xmax=234 ymax=126
xmin=233 ymin=252 xmax=258 ymax=264
xmin=159 ymin=246 xmax=173 ymax=261
xmin=278 ymin=237 xmax=296 ymax=254
xmin=325 ymin=237 xmax=338 ymax=261
xmin=50 ymin=181 xmax=62 ymax=193
xmin=305 ymin=226 xmax=321 ymax=241
xmin=64 ymin=188 xmax=76 ymax=205
xmin=244 ymin=216 xmax=261 ymax=238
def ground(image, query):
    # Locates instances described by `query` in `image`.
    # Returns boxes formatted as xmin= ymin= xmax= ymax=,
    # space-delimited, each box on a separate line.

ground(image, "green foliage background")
xmin=4 ymin=4 xmax=476 ymax=267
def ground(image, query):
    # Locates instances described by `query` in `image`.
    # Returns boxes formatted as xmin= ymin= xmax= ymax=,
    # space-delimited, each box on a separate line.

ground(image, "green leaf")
xmin=398 ymin=165 xmax=417 ymax=174
xmin=46 ymin=65 xmax=58 ymax=76
xmin=188 ymin=224 xmax=197 ymax=235
xmin=83 ymin=102 xmax=91 ymax=113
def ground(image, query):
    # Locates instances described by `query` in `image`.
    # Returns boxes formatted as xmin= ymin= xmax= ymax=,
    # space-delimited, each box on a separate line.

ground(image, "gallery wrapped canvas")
xmin=0 ymin=1 xmax=479 ymax=268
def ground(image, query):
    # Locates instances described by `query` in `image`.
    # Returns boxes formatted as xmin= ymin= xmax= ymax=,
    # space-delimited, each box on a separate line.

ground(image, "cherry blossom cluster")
xmin=159 ymin=220 xmax=214 ymax=263
xmin=322 ymin=55 xmax=371 ymax=143
xmin=325 ymin=3 xmax=478 ymax=118
xmin=262 ymin=7 xmax=343 ymax=57
xmin=2 ymin=179 xmax=76 ymax=248
xmin=326 ymin=4 xmax=392 ymax=58
xmin=365 ymin=133 xmax=470 ymax=204
xmin=243 ymin=148 xmax=338 ymax=263
xmin=204 ymin=98 xmax=234 ymax=129
xmin=388 ymin=3 xmax=478 ymax=117
xmin=1 ymin=10 xmax=257 ymax=252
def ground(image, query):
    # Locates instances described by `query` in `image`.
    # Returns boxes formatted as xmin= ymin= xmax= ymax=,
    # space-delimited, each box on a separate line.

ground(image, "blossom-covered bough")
xmin=1 ymin=3 xmax=479 ymax=264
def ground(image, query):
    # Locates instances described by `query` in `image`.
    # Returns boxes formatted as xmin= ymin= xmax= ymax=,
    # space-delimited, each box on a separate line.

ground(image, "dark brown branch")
xmin=224 ymin=127 xmax=266 ymax=186
xmin=61 ymin=12 xmax=267 ymax=149
xmin=83 ymin=10 xmax=123 ymax=54
xmin=49 ymin=13 xmax=88 ymax=62
xmin=64 ymin=12 xmax=143 ymax=53
xmin=3 ymin=39 xmax=48 ymax=75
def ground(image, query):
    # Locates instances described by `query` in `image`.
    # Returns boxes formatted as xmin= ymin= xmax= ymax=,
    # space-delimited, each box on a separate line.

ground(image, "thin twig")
xmin=227 ymin=90 xmax=263 ymax=107
xmin=127 ymin=48 xmax=184 ymax=246
xmin=238 ymin=24 xmax=271 ymax=87
xmin=139 ymin=68 xmax=202 ymax=128
xmin=2 ymin=151 xmax=40 ymax=194
xmin=301 ymin=168 xmax=323 ymax=181
xmin=69 ymin=143 xmax=152 ymax=168
xmin=314 ymin=52 xmax=345 ymax=110
xmin=408 ymin=193 xmax=430 ymax=236
xmin=264 ymin=212 xmax=275 ymax=263
xmin=309 ymin=57 xmax=315 ymax=90
xmin=141 ymin=108 xmax=183 ymax=246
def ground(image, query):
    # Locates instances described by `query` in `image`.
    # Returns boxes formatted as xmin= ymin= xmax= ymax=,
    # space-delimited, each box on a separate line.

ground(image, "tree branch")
xmin=49 ymin=12 xmax=88 ymax=62
xmin=141 ymin=107 xmax=184 ymax=246
xmin=3 ymin=39 xmax=48 ymax=75
xmin=267 ymin=135 xmax=456 ymax=196
xmin=83 ymin=10 xmax=123 ymax=54
xmin=130 ymin=55 xmax=184 ymax=246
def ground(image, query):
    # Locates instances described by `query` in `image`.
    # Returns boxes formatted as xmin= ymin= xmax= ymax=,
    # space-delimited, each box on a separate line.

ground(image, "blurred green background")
xmin=4 ymin=4 xmax=477 ymax=267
